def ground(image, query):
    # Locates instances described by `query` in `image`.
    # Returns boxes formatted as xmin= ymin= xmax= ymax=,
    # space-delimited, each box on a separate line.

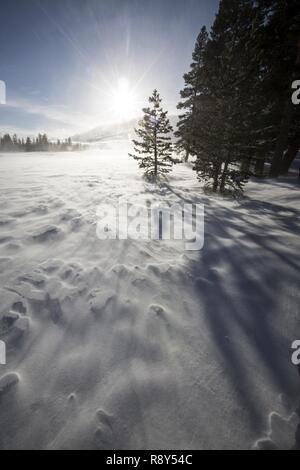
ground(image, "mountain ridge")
xmin=73 ymin=115 xmax=178 ymax=142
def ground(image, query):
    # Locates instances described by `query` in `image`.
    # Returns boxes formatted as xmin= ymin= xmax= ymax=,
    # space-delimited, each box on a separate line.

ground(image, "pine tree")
xmin=2 ymin=134 xmax=13 ymax=151
xmin=176 ymin=26 xmax=208 ymax=162
xmin=192 ymin=0 xmax=268 ymax=194
xmin=25 ymin=137 xmax=32 ymax=152
xmin=257 ymin=0 xmax=300 ymax=176
xmin=12 ymin=134 xmax=18 ymax=146
xmin=129 ymin=90 xmax=174 ymax=179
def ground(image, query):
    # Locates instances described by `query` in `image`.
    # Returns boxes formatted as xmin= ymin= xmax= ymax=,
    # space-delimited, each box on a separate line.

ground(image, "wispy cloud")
xmin=0 ymin=97 xmax=98 ymax=138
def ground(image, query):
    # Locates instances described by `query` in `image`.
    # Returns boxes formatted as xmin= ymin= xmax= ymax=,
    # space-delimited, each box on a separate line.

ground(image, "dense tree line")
xmin=131 ymin=0 xmax=299 ymax=194
xmin=176 ymin=0 xmax=300 ymax=193
xmin=0 ymin=133 xmax=84 ymax=152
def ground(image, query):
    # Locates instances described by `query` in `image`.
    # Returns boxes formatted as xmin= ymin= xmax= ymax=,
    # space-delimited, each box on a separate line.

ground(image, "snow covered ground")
xmin=0 ymin=141 xmax=299 ymax=450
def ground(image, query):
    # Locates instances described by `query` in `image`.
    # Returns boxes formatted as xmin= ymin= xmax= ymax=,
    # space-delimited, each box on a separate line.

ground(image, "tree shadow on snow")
xmin=182 ymin=190 xmax=300 ymax=432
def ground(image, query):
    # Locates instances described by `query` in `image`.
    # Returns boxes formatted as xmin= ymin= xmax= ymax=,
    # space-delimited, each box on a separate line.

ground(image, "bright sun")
xmin=112 ymin=77 xmax=137 ymax=121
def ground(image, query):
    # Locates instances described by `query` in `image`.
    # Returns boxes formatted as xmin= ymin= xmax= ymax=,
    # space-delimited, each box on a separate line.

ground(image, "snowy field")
xmin=0 ymin=141 xmax=299 ymax=450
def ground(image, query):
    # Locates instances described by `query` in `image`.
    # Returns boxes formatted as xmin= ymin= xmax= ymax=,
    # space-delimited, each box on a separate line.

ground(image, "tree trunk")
xmin=280 ymin=137 xmax=300 ymax=174
xmin=254 ymin=158 xmax=265 ymax=177
xmin=213 ymin=161 xmax=221 ymax=192
xmin=213 ymin=179 xmax=218 ymax=192
xmin=269 ymin=102 xmax=294 ymax=177
xmin=241 ymin=158 xmax=251 ymax=174
xmin=220 ymin=160 xmax=229 ymax=193
xmin=270 ymin=47 xmax=300 ymax=178
xmin=154 ymin=126 xmax=158 ymax=176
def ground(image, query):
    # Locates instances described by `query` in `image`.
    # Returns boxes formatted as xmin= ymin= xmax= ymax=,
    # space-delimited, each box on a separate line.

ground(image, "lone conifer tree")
xmin=129 ymin=90 xmax=174 ymax=179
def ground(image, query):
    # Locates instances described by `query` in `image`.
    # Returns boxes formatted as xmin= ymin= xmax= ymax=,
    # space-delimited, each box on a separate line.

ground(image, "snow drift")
xmin=0 ymin=142 xmax=299 ymax=450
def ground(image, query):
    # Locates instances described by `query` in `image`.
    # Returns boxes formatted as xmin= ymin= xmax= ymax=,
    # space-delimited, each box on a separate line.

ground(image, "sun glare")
xmin=112 ymin=77 xmax=137 ymax=121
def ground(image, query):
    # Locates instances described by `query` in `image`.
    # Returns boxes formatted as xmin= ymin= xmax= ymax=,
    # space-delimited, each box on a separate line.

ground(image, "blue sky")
xmin=0 ymin=0 xmax=219 ymax=137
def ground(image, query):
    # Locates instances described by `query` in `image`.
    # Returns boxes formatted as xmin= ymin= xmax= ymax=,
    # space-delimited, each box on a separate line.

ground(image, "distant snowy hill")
xmin=73 ymin=115 xmax=179 ymax=143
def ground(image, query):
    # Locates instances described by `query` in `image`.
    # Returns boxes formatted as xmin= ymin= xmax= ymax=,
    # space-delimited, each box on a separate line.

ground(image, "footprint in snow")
xmin=30 ymin=225 xmax=63 ymax=243
xmin=148 ymin=304 xmax=170 ymax=329
xmin=0 ymin=311 xmax=30 ymax=342
xmin=254 ymin=411 xmax=299 ymax=450
xmin=0 ymin=372 xmax=20 ymax=397
xmin=40 ymin=258 xmax=64 ymax=273
xmin=96 ymin=408 xmax=114 ymax=430
xmin=94 ymin=409 xmax=114 ymax=448
xmin=11 ymin=301 xmax=27 ymax=314
xmin=18 ymin=272 xmax=46 ymax=289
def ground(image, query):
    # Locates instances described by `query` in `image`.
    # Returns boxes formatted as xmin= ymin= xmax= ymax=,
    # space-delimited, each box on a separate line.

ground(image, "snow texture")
xmin=0 ymin=142 xmax=299 ymax=450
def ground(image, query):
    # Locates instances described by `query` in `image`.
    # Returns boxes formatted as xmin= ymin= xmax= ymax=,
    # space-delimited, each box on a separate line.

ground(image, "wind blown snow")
xmin=0 ymin=142 xmax=299 ymax=449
